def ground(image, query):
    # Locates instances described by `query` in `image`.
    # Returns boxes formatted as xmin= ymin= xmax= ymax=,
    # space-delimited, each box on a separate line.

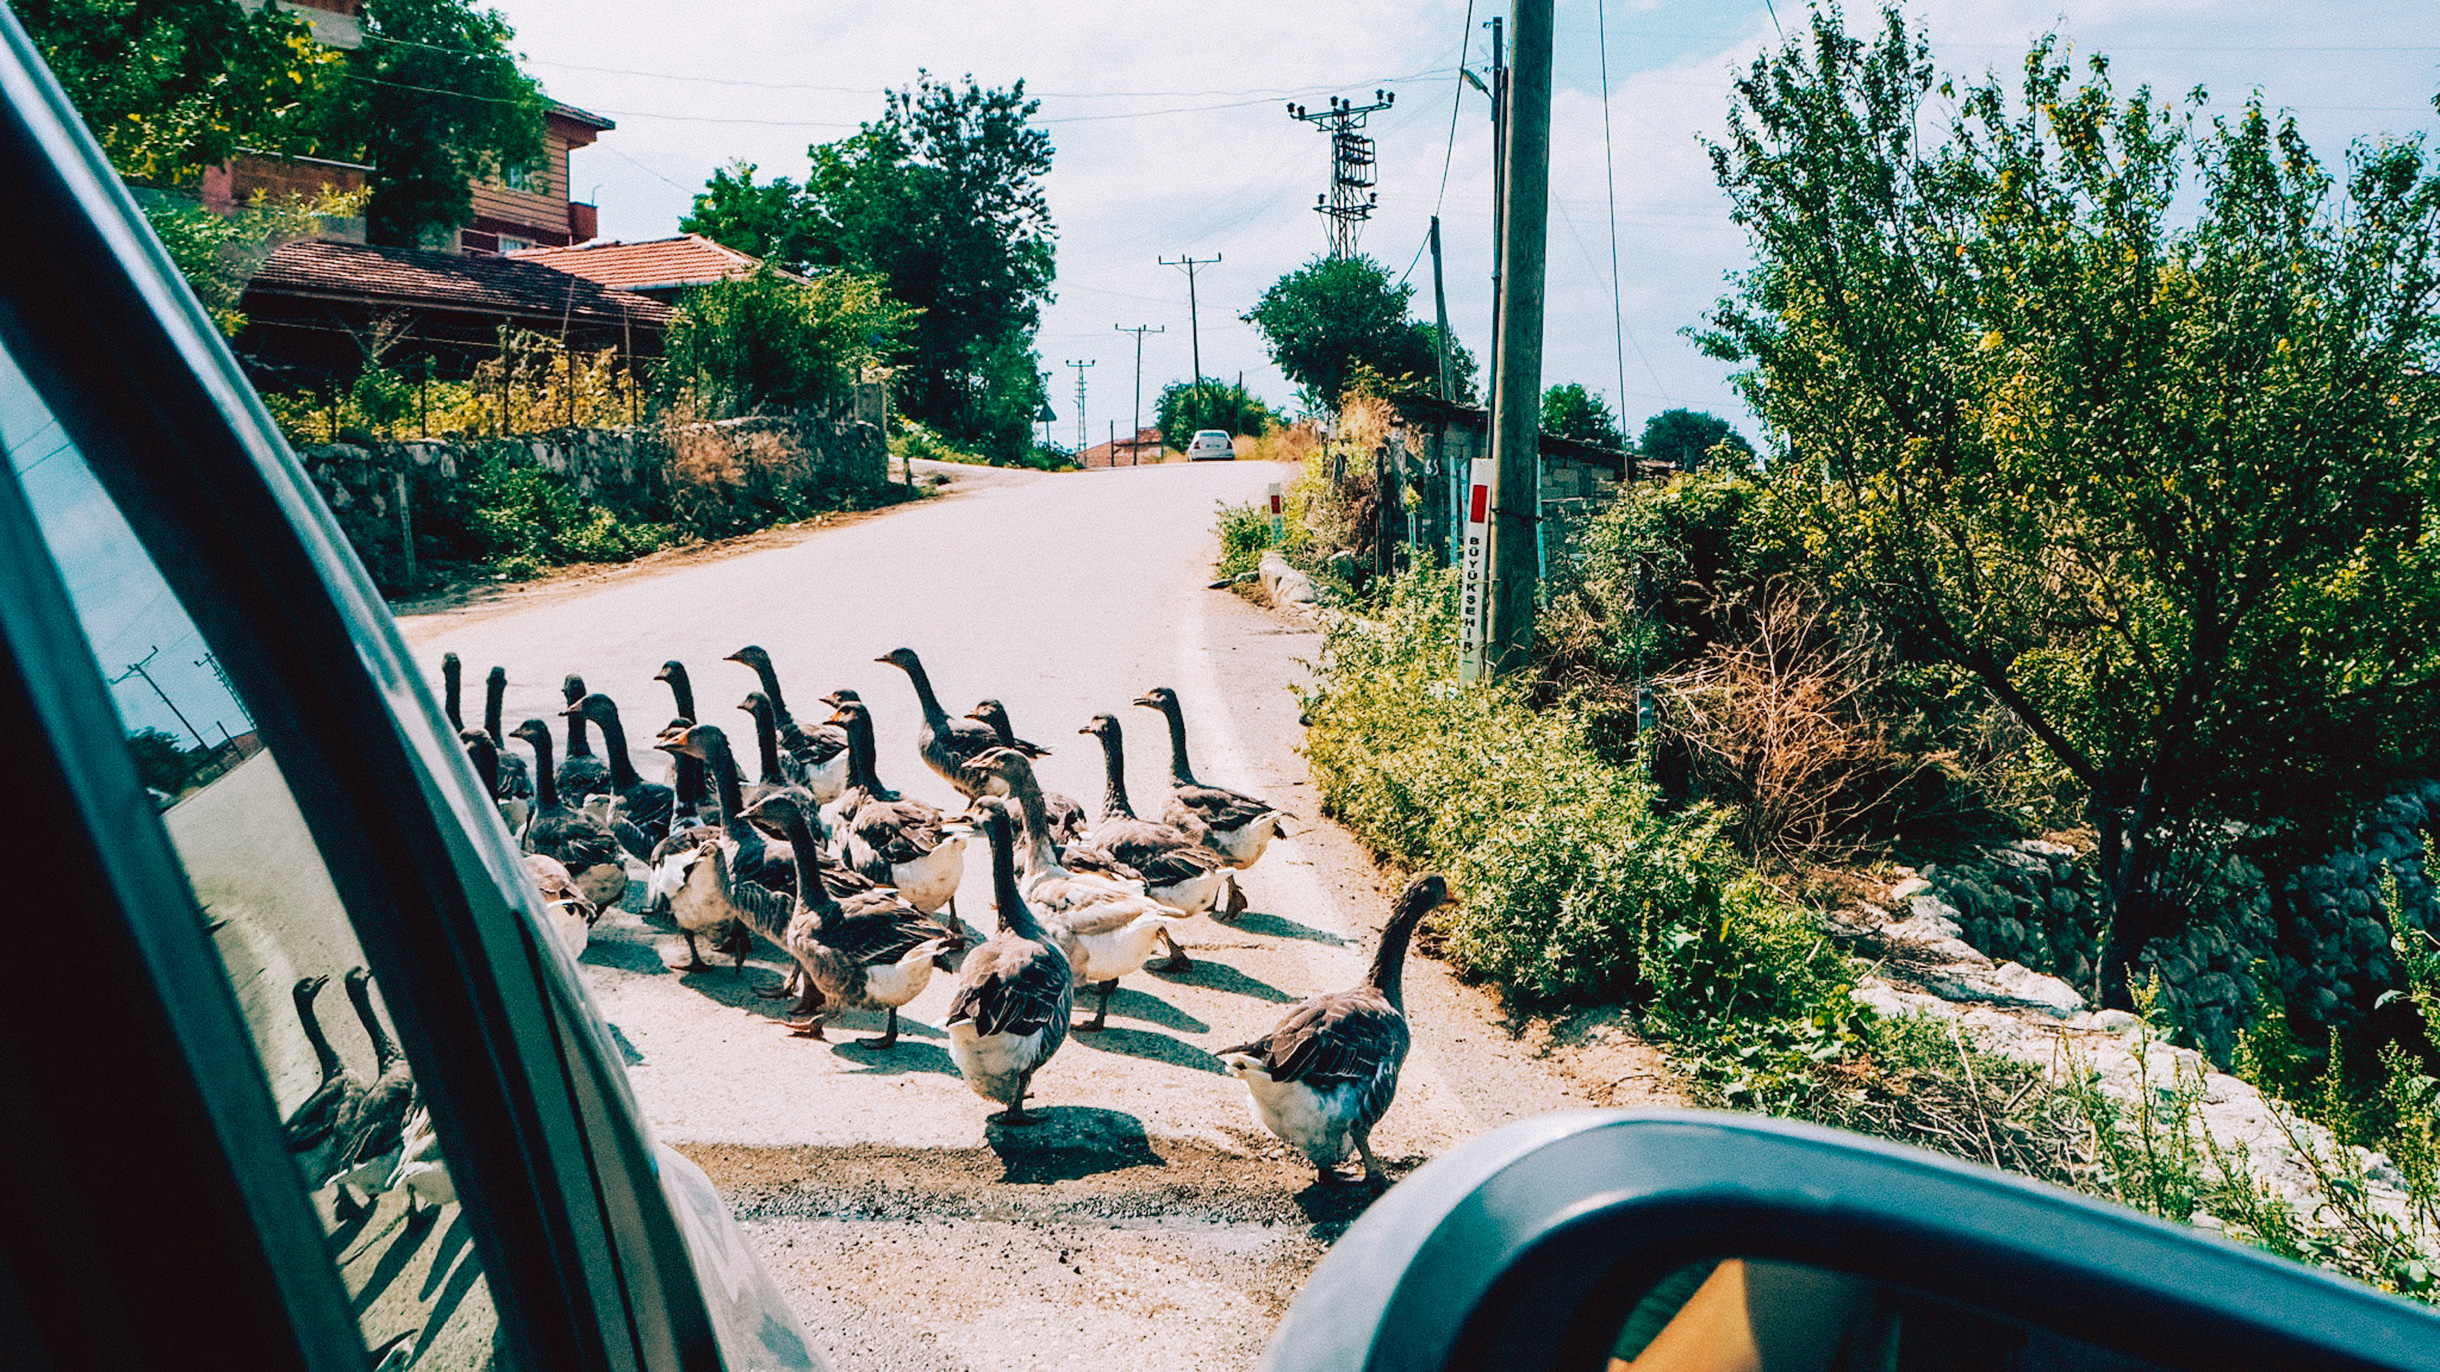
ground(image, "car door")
xmin=0 ymin=10 xmax=814 ymax=1369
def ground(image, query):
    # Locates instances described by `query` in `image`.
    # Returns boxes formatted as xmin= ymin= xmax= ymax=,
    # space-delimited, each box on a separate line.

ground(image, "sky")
xmin=483 ymin=0 xmax=2439 ymax=448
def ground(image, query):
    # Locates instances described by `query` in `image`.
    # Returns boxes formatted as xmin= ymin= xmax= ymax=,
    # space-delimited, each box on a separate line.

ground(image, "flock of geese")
xmin=420 ymin=644 xmax=1451 ymax=1186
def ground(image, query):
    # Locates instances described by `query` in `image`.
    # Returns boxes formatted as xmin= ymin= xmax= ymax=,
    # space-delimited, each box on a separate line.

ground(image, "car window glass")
xmin=2 ymin=344 xmax=507 ymax=1370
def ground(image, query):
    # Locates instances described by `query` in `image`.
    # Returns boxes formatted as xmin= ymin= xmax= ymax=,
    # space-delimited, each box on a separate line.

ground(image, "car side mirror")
xmin=1261 ymin=1111 xmax=2440 ymax=1372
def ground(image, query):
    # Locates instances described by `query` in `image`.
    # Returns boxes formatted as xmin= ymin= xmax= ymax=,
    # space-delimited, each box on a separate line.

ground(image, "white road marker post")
xmin=1267 ymin=481 xmax=1284 ymax=543
xmin=1457 ymin=457 xmax=1497 ymax=684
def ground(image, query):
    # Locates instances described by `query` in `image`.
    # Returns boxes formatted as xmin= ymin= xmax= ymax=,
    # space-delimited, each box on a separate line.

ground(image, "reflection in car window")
xmin=3 ymin=346 xmax=505 ymax=1369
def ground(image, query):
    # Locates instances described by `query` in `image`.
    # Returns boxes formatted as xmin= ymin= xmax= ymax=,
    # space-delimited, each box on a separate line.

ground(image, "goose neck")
xmin=899 ymin=655 xmax=950 ymax=729
xmin=295 ymin=983 xmax=341 ymax=1076
xmin=525 ymin=731 xmax=559 ymax=813
xmin=1095 ymin=727 xmax=1135 ymax=819
xmin=594 ymin=708 xmax=640 ymax=790
xmin=750 ymin=701 xmax=784 ymax=785
xmin=703 ymin=735 xmax=749 ymax=834
xmin=344 ymin=974 xmax=399 ymax=1070
xmin=746 ymin=657 xmax=794 ymax=729
xmin=844 ymin=711 xmax=887 ymax=795
xmin=1367 ymin=905 xmax=1428 ymax=1012
xmin=987 ymin=818 xmax=1046 ymax=941
xmin=484 ymin=674 xmax=505 ymax=745
xmin=1006 ymin=765 xmax=1061 ymax=872
xmin=662 ymin=665 xmax=696 ymax=721
xmin=781 ymin=810 xmax=834 ymax=918
xmin=442 ymin=657 xmax=463 ymax=731
xmin=1159 ymin=699 xmax=1197 ymax=786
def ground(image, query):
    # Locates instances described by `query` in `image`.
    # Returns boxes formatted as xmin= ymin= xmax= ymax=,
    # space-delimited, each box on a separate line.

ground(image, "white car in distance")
xmin=1186 ymin=429 xmax=1235 ymax=461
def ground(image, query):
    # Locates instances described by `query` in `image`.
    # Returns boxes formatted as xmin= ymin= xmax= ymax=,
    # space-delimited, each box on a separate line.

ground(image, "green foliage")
xmin=1704 ymin=6 xmax=2440 ymax=996
xmin=464 ymin=449 xmax=668 ymax=576
xmin=1301 ymin=568 xmax=1851 ymax=1048
xmin=686 ymin=75 xmax=1056 ymax=460
xmin=1540 ymin=383 xmax=1626 ymax=450
xmin=125 ymin=727 xmax=199 ymax=795
xmin=1637 ymin=408 xmax=1753 ymax=472
xmin=659 ymin=267 xmax=913 ymax=420
xmin=1156 ymin=378 xmax=1276 ymax=452
xmin=307 ymin=0 xmax=546 ymax=248
xmin=1212 ymin=497 xmax=1308 ymax=582
xmin=140 ymin=190 xmax=348 ymax=336
xmin=17 ymin=0 xmax=340 ymax=184
xmin=1243 ymin=255 xmax=1466 ymax=411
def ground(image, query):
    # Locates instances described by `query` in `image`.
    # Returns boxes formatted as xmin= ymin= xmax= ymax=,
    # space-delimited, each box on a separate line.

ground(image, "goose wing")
xmin=1058 ymin=840 xmax=1143 ymax=885
xmin=851 ymin=798 xmax=949 ymax=866
xmin=823 ymin=900 xmax=955 ymax=967
xmin=1094 ymin=819 xmax=1226 ymax=888
xmin=527 ymin=811 xmax=621 ymax=871
xmin=946 ymin=935 xmax=1071 ymax=1037
xmin=1168 ymin=782 xmax=1276 ymax=835
xmin=1041 ymin=790 xmax=1088 ymax=844
xmin=1225 ymin=987 xmax=1410 ymax=1128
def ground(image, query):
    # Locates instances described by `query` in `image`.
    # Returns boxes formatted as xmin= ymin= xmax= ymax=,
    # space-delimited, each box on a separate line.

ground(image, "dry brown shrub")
xmin=661 ymin=418 xmax=810 ymax=531
xmin=1655 ymin=577 xmax=1920 ymax=865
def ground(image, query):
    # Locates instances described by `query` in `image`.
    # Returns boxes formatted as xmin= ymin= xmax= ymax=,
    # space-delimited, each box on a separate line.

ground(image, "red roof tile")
xmin=508 ymin=234 xmax=765 ymax=294
xmin=247 ymin=239 xmax=670 ymax=328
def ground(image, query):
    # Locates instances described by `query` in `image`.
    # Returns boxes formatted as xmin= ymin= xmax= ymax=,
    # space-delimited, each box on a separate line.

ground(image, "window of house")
xmin=3 ymin=340 xmax=507 ymax=1369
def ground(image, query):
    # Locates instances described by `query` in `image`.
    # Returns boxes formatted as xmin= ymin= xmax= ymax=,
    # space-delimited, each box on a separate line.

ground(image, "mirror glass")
xmin=1608 ymin=1259 xmax=2168 ymax=1372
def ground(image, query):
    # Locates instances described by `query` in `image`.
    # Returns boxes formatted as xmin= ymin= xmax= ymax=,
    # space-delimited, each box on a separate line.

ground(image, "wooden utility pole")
xmin=1486 ymin=0 xmax=1552 ymax=675
xmin=1428 ymin=214 xmax=1457 ymax=563
xmin=1115 ymin=323 xmax=1164 ymax=464
xmin=1159 ymin=253 xmax=1220 ymax=420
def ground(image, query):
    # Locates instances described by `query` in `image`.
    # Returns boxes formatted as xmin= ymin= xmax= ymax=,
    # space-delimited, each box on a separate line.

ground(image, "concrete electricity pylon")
xmin=1158 ymin=253 xmax=1220 ymax=418
xmin=1114 ymin=323 xmax=1165 ymax=465
xmin=1064 ymin=358 xmax=1096 ymax=456
xmin=1286 ymin=89 xmax=1396 ymax=258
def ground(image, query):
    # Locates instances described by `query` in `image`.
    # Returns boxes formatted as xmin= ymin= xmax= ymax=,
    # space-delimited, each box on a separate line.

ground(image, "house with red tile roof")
xmin=1077 ymin=427 xmax=1176 ymax=468
xmin=508 ymin=234 xmax=770 ymax=301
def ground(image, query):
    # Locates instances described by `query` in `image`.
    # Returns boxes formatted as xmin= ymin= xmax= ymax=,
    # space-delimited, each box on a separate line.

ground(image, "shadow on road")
xmin=985 ymin=1105 xmax=1165 ymax=1183
xmin=1229 ymin=911 xmax=1348 ymax=946
xmin=1159 ymin=957 xmax=1299 ymax=1004
xmin=1292 ymin=1174 xmax=1399 ymax=1241
xmin=827 ymin=1036 xmax=958 ymax=1077
xmin=1103 ymin=985 xmax=1208 ymax=1033
xmin=1073 ymin=1024 xmax=1228 ymax=1074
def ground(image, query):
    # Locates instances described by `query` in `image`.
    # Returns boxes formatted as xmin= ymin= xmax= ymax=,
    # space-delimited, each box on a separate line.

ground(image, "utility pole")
xmin=1064 ymin=359 xmax=1095 ymax=458
xmin=1286 ymin=91 xmax=1395 ymax=258
xmin=1486 ymin=0 xmax=1552 ymax=676
xmin=112 ymin=646 xmax=207 ymax=751
xmin=1115 ymin=323 xmax=1164 ymax=465
xmin=1159 ymin=253 xmax=1220 ymax=421
xmin=1428 ymin=214 xmax=1457 ymax=562
xmin=1485 ymin=16 xmax=1508 ymax=420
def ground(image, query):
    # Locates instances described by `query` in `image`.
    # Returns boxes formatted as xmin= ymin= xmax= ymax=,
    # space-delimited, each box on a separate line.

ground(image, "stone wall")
xmin=1925 ymin=784 xmax=2437 ymax=1064
xmin=299 ymin=412 xmax=885 ymax=591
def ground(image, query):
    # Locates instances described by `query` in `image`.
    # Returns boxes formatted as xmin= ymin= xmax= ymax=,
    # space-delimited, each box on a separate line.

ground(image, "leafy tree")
xmin=1541 ymin=383 xmax=1626 ymax=450
xmin=1701 ymin=6 xmax=2440 ymax=1005
xmin=1244 ymin=255 xmax=1473 ymax=411
xmin=657 ymin=267 xmax=914 ymax=419
xmin=312 ymin=0 xmax=547 ymax=247
xmin=125 ymin=727 xmax=196 ymax=795
xmin=1155 ymin=377 xmax=1276 ymax=452
xmin=687 ymin=74 xmax=1056 ymax=460
xmin=1639 ymin=407 xmax=1754 ymax=471
xmin=143 ymin=186 xmax=360 ymax=335
xmin=15 ymin=0 xmax=340 ymax=185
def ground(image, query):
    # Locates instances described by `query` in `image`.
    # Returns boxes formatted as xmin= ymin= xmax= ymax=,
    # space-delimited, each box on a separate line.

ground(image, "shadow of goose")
xmin=826 ymin=1036 xmax=958 ymax=1077
xmin=1072 ymin=1024 xmax=1228 ymax=1075
xmin=984 ymin=1105 xmax=1165 ymax=1183
xmin=1102 ymin=985 xmax=1208 ymax=1033
xmin=1228 ymin=911 xmax=1348 ymax=946
xmin=1157 ymin=957 xmax=1298 ymax=1004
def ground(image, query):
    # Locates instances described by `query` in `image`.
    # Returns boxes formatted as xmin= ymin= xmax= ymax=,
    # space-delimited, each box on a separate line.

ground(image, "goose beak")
xmin=721 ymin=650 xmax=747 ymax=664
xmin=1130 ymin=695 xmax=1158 ymax=708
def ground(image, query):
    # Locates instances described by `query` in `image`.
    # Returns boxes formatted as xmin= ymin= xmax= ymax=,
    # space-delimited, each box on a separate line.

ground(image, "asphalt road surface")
xmin=399 ymin=459 xmax=1601 ymax=1370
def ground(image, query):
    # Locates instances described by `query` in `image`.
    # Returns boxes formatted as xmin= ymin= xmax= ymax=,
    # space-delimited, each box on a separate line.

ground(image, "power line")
xmin=1287 ymin=91 xmax=1397 ymax=258
xmin=1597 ymin=0 xmax=1630 ymax=436
xmin=1158 ymin=253 xmax=1221 ymax=418
xmin=1114 ymin=324 xmax=1164 ymax=465
xmin=1432 ymin=0 xmax=1478 ymax=219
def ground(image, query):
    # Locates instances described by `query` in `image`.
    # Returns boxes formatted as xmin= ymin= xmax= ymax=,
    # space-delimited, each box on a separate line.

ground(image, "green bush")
xmin=1302 ymin=568 xmax=1850 ymax=1049
xmin=465 ymin=450 xmax=669 ymax=576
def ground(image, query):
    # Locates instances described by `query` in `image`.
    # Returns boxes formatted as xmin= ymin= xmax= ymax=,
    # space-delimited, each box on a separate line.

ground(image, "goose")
xmin=440 ymin=652 xmax=465 ymax=732
xmin=736 ymin=691 xmax=825 ymax=818
xmin=1077 ymin=714 xmax=1235 ymax=937
xmin=975 ymin=753 xmax=1191 ymax=1017
xmin=652 ymin=659 xmax=713 ymax=825
xmin=566 ymin=692 xmax=675 ymax=843
xmin=875 ymin=647 xmax=1001 ymax=799
xmin=1134 ymin=686 xmax=1289 ymax=871
xmin=967 ymin=699 xmax=1084 ymax=842
xmin=334 ymin=967 xmax=416 ymax=1207
xmin=525 ymin=853 xmax=599 ymax=957
xmin=724 ymin=645 xmax=848 ymax=802
xmin=649 ymin=723 xmax=790 ymax=971
xmin=459 ymin=728 xmax=520 ymax=831
xmin=1219 ymin=873 xmax=1452 ymax=1185
xmin=944 ymin=802 xmax=1073 ymax=1124
xmin=508 ymin=718 xmax=629 ymax=909
xmin=281 ymin=975 xmax=365 ymax=1189
xmin=484 ymin=665 xmax=532 ymax=830
xmin=825 ymin=699 xmax=969 ymax=917
xmin=733 ymin=792 xmax=958 ymax=1046
xmin=556 ymin=673 xmax=613 ymax=803
xmin=385 ymin=1106 xmax=454 ymax=1218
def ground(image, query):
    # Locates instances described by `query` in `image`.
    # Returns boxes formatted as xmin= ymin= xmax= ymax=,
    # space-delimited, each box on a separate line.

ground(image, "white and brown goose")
xmin=824 ymin=698 xmax=969 ymax=917
xmin=1134 ymin=686 xmax=1289 ymax=872
xmin=731 ymin=793 xmax=958 ymax=1047
xmin=1077 ymin=713 xmax=1234 ymax=938
xmin=1220 ymin=873 xmax=1452 ymax=1185
xmin=944 ymin=802 xmax=1073 ymax=1124
xmin=966 ymin=699 xmax=1084 ymax=841
xmin=974 ymin=768 xmax=1188 ymax=1031
xmin=648 ymin=723 xmax=787 ymax=972
xmin=875 ymin=647 xmax=1001 ymax=799
xmin=281 ymin=974 xmax=366 ymax=1190
xmin=508 ymin=718 xmax=628 ymax=909
xmin=724 ymin=645 xmax=848 ymax=803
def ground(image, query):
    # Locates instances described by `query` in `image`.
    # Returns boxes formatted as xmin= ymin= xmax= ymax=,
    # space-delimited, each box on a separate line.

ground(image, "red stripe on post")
xmin=1469 ymin=484 xmax=1489 ymax=524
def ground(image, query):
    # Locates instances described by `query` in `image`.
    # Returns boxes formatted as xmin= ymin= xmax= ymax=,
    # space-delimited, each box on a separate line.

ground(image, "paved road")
xmin=399 ymin=460 xmax=1597 ymax=1370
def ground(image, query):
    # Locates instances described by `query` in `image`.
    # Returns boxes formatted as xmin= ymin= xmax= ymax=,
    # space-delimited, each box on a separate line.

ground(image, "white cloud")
xmin=492 ymin=0 xmax=2438 ymax=444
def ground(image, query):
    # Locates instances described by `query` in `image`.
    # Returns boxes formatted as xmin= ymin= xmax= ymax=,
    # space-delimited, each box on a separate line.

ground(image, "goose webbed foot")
xmin=1317 ymin=1159 xmax=1367 ymax=1186
xmin=1355 ymin=1137 xmax=1388 ymax=1187
xmin=676 ymin=933 xmax=716 ymax=974
xmin=998 ymin=1081 xmax=1035 ymax=1125
xmin=785 ymin=1015 xmax=831 ymax=1040
xmin=863 ymin=1007 xmax=900 ymax=1048
xmin=752 ymin=980 xmax=796 ymax=1001
xmin=1151 ymin=932 xmax=1193 ymax=973
xmin=1075 ymin=980 xmax=1117 ymax=1032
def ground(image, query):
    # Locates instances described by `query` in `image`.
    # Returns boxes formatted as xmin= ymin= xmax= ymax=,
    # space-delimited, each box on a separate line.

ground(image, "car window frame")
xmin=0 ymin=9 xmax=719 ymax=1370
